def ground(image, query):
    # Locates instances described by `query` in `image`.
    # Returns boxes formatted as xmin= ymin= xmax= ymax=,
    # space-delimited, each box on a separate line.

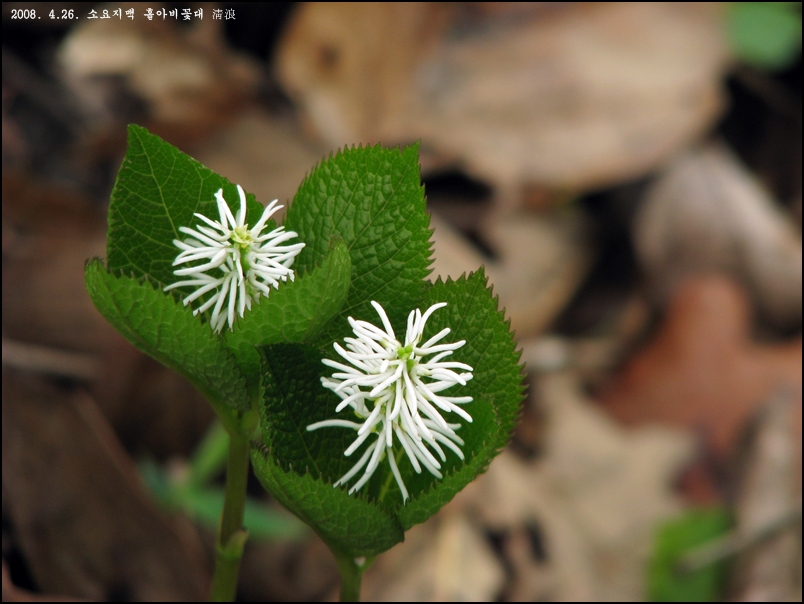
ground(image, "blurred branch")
xmin=2 ymin=338 xmax=98 ymax=380
xmin=678 ymin=502 xmax=802 ymax=574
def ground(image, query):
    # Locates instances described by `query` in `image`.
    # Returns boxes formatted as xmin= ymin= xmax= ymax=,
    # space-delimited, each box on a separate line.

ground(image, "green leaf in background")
xmin=178 ymin=485 xmax=308 ymax=541
xmin=140 ymin=459 xmax=307 ymax=541
xmin=728 ymin=2 xmax=802 ymax=70
xmin=283 ymin=143 xmax=433 ymax=341
xmin=224 ymin=238 xmax=351 ymax=393
xmin=85 ymin=259 xmax=250 ymax=420
xmin=184 ymin=420 xmax=231 ymax=488
xmin=107 ymin=124 xmax=267 ymax=286
xmin=648 ymin=508 xmax=732 ymax=602
xmin=252 ymin=269 xmax=524 ymax=555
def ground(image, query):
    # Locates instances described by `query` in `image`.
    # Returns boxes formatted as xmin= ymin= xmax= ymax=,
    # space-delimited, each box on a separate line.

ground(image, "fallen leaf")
xmin=429 ymin=209 xmax=591 ymax=337
xmin=502 ymin=525 xmax=554 ymax=601
xmin=634 ymin=144 xmax=802 ymax=330
xmin=237 ymin=537 xmax=339 ymax=602
xmin=91 ymin=334 xmax=215 ymax=459
xmin=360 ymin=509 xmax=505 ymax=602
xmin=194 ymin=109 xmax=330 ymax=213
xmin=600 ymin=275 xmax=802 ymax=462
xmin=1 ymin=369 xmax=210 ymax=600
xmin=278 ymin=3 xmax=730 ymax=195
xmin=1 ymin=175 xmax=113 ymax=355
xmin=2 ymin=174 xmax=214 ymax=459
xmin=2 ymin=560 xmax=87 ymax=602
xmin=57 ymin=3 xmax=261 ymax=142
xmin=729 ymin=395 xmax=802 ymax=601
xmin=468 ymin=372 xmax=694 ymax=600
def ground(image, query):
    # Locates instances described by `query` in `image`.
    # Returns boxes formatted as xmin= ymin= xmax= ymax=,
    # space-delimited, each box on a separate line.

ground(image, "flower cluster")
xmin=164 ymin=185 xmax=304 ymax=333
xmin=308 ymin=301 xmax=473 ymax=503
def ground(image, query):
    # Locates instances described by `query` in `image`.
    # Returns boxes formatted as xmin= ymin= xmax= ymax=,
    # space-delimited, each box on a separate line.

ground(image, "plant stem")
xmin=333 ymin=549 xmax=366 ymax=602
xmin=209 ymin=432 xmax=250 ymax=602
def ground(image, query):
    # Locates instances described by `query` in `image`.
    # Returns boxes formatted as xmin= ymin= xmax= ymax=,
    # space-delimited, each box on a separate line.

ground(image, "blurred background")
xmin=2 ymin=2 xmax=801 ymax=601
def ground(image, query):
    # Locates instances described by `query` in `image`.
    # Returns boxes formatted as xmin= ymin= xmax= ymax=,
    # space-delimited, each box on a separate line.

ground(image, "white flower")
xmin=307 ymin=301 xmax=473 ymax=503
xmin=164 ymin=185 xmax=305 ymax=333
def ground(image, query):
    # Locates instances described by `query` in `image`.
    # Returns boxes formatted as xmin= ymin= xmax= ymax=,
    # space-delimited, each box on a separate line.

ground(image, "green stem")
xmin=209 ymin=432 xmax=250 ymax=602
xmin=333 ymin=550 xmax=366 ymax=602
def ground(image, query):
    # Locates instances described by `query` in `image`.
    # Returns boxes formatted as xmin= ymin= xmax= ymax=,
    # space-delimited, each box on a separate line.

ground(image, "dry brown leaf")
xmin=2 ymin=338 xmax=99 ymax=381
xmin=542 ymin=372 xmax=693 ymax=600
xmin=277 ymin=3 xmax=450 ymax=149
xmin=360 ymin=509 xmax=505 ymax=602
xmin=429 ymin=209 xmax=591 ymax=337
xmin=502 ymin=526 xmax=554 ymax=602
xmin=91 ymin=334 xmax=215 ymax=459
xmin=2 ymin=175 xmax=113 ymax=355
xmin=2 ymin=172 xmax=214 ymax=457
xmin=730 ymin=396 xmax=802 ymax=601
xmin=194 ymin=109 xmax=330 ymax=213
xmin=366 ymin=367 xmax=691 ymax=601
xmin=1 ymin=369 xmax=209 ymax=600
xmin=278 ymin=2 xmax=729 ymax=195
xmin=601 ymin=275 xmax=803 ymax=461
xmin=468 ymin=372 xmax=693 ymax=600
xmin=238 ymin=537 xmax=338 ymax=602
xmin=635 ymin=143 xmax=803 ymax=330
xmin=518 ymin=295 xmax=652 ymax=386
xmin=57 ymin=3 xmax=261 ymax=141
xmin=2 ymin=560 xmax=87 ymax=602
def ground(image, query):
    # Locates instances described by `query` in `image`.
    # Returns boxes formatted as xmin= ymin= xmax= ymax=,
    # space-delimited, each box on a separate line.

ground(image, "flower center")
xmin=397 ymin=344 xmax=417 ymax=372
xmin=228 ymin=227 xmax=255 ymax=291
xmin=230 ymin=225 xmax=253 ymax=248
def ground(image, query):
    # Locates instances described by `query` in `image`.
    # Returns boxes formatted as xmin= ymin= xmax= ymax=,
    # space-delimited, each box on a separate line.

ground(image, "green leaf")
xmin=728 ymin=2 xmax=802 ymax=70
xmin=85 ymin=258 xmax=250 ymax=420
xmin=258 ymin=343 xmax=371 ymax=489
xmin=397 ymin=269 xmax=525 ymax=529
xmin=224 ymin=238 xmax=351 ymax=393
xmin=252 ymin=269 xmax=524 ymax=555
xmin=251 ymin=443 xmax=404 ymax=557
xmin=107 ymin=124 xmax=267 ymax=286
xmin=648 ymin=508 xmax=732 ymax=602
xmin=283 ymin=143 xmax=433 ymax=341
xmin=253 ymin=342 xmax=405 ymax=556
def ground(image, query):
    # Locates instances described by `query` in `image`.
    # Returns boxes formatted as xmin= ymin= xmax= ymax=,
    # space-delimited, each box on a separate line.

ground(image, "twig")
xmin=677 ymin=503 xmax=802 ymax=574
xmin=1 ymin=338 xmax=98 ymax=380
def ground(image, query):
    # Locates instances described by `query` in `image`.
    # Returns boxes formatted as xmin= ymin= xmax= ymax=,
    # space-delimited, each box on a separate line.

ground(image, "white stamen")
xmin=163 ymin=186 xmax=304 ymax=332
xmin=310 ymin=301 xmax=473 ymax=503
